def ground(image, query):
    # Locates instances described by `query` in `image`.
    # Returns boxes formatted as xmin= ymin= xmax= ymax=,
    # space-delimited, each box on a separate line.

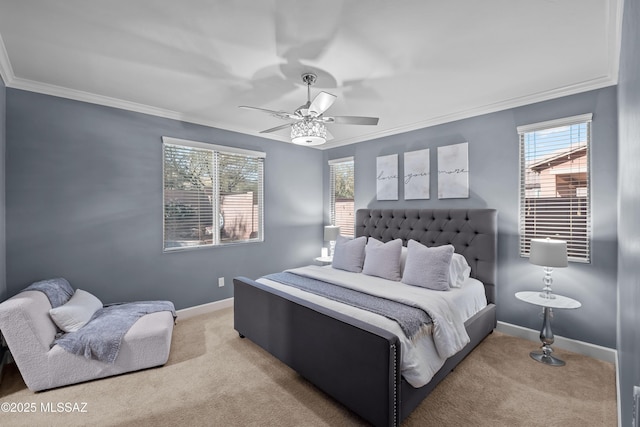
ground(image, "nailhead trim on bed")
xmin=391 ymin=342 xmax=398 ymax=426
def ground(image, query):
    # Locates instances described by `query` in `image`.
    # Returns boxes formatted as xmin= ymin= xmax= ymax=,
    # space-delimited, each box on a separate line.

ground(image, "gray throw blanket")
xmin=22 ymin=278 xmax=74 ymax=308
xmin=54 ymin=301 xmax=176 ymax=364
xmin=264 ymin=272 xmax=432 ymax=341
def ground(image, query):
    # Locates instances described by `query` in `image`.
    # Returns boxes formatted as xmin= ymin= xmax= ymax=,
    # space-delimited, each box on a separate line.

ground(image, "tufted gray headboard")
xmin=355 ymin=209 xmax=497 ymax=304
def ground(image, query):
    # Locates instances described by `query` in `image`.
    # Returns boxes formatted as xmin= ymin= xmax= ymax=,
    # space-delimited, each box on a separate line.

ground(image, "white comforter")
xmin=257 ymin=264 xmax=487 ymax=387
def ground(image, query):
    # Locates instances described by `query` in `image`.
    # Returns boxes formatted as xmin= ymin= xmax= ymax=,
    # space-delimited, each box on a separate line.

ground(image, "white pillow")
xmin=401 ymin=240 xmax=454 ymax=291
xmin=362 ymin=238 xmax=403 ymax=281
xmin=331 ymin=235 xmax=367 ymax=273
xmin=449 ymin=253 xmax=471 ymax=288
xmin=400 ymin=246 xmax=408 ymax=275
xmin=49 ymin=289 xmax=103 ymax=333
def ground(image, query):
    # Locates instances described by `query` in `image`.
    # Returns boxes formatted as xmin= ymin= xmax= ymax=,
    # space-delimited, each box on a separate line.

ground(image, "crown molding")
xmin=0 ymin=11 xmax=620 ymax=152
xmin=0 ymin=33 xmax=14 ymax=86
xmin=8 ymin=76 xmax=190 ymax=121
xmin=608 ymin=0 xmax=624 ymax=88
xmin=317 ymin=73 xmax=617 ymax=150
xmin=7 ymin=75 xmax=286 ymax=142
xmin=7 ymin=72 xmax=617 ymax=152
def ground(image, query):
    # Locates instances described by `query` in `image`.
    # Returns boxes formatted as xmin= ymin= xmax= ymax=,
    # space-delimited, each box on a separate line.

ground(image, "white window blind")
xmin=518 ymin=114 xmax=592 ymax=263
xmin=329 ymin=157 xmax=355 ymax=236
xmin=162 ymin=137 xmax=264 ymax=251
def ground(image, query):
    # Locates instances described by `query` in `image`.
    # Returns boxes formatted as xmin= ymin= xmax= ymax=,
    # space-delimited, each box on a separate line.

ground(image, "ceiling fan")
xmin=239 ymin=73 xmax=379 ymax=146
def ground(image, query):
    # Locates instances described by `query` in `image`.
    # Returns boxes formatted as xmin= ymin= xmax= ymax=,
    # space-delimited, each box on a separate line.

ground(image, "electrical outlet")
xmin=218 ymin=277 xmax=225 ymax=287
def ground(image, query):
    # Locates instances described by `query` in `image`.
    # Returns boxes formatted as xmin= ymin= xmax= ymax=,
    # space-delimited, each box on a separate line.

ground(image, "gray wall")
xmin=325 ymin=87 xmax=618 ymax=349
xmin=617 ymin=0 xmax=640 ymax=424
xmin=5 ymin=89 xmax=323 ymax=309
xmin=0 ymin=75 xmax=5 ymax=301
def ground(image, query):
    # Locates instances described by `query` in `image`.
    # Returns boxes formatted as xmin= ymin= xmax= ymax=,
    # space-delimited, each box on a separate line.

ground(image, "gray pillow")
xmin=331 ymin=235 xmax=367 ymax=273
xmin=362 ymin=238 xmax=403 ymax=281
xmin=402 ymin=240 xmax=454 ymax=291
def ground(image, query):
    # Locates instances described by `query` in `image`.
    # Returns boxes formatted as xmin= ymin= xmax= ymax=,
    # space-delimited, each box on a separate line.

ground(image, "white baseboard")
xmin=174 ymin=302 xmax=617 ymax=364
xmin=175 ymin=301 xmax=620 ymax=420
xmin=615 ymin=353 xmax=621 ymax=427
xmin=176 ymin=297 xmax=234 ymax=320
xmin=496 ymin=321 xmax=617 ymax=364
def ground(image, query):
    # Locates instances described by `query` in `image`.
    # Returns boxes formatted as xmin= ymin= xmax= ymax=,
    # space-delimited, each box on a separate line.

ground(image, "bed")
xmin=233 ymin=208 xmax=497 ymax=426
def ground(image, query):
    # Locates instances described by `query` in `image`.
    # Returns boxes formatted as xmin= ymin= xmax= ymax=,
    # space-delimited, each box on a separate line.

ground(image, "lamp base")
xmin=539 ymin=267 xmax=556 ymax=299
xmin=539 ymin=291 xmax=556 ymax=299
xmin=530 ymin=351 xmax=565 ymax=366
xmin=530 ymin=306 xmax=565 ymax=367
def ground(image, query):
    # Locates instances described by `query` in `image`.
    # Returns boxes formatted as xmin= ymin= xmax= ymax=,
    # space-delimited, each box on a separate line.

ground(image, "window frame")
xmin=162 ymin=136 xmax=265 ymax=252
xmin=517 ymin=113 xmax=592 ymax=263
xmin=329 ymin=156 xmax=355 ymax=237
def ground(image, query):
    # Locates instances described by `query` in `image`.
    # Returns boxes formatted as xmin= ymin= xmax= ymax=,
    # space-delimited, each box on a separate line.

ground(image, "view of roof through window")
xmin=520 ymin=121 xmax=590 ymax=262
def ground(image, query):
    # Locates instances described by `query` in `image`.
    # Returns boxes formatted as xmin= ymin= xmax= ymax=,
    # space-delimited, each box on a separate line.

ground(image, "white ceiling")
xmin=0 ymin=0 xmax=622 ymax=149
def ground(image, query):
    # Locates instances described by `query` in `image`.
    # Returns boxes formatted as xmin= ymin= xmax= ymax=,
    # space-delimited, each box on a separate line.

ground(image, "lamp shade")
xmin=291 ymin=120 xmax=327 ymax=146
xmin=529 ymin=238 xmax=568 ymax=268
xmin=324 ymin=225 xmax=340 ymax=241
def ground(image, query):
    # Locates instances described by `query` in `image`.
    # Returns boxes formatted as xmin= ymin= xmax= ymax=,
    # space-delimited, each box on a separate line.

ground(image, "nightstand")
xmin=515 ymin=291 xmax=581 ymax=366
xmin=314 ymin=256 xmax=333 ymax=265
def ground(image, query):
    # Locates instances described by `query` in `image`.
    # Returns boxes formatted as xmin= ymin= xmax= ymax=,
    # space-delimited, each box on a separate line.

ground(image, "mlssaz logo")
xmin=41 ymin=402 xmax=88 ymax=413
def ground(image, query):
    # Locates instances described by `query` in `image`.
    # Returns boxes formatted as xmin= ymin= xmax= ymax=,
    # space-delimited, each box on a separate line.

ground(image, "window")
xmin=518 ymin=114 xmax=592 ymax=262
xmin=329 ymin=157 xmax=355 ymax=236
xmin=162 ymin=137 xmax=265 ymax=251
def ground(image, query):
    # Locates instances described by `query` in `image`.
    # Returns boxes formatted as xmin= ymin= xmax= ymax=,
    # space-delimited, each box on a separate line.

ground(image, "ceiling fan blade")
xmin=259 ymin=123 xmax=293 ymax=134
xmin=325 ymin=116 xmax=379 ymax=125
xmin=239 ymin=105 xmax=297 ymax=120
xmin=308 ymin=91 xmax=337 ymax=116
xmin=239 ymin=105 xmax=282 ymax=114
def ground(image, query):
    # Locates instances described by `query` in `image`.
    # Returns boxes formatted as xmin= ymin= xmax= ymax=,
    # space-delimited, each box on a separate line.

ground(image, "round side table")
xmin=515 ymin=291 xmax=581 ymax=366
xmin=314 ymin=256 xmax=333 ymax=265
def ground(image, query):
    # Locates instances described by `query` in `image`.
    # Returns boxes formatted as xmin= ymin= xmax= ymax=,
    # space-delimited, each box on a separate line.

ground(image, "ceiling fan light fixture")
xmin=241 ymin=72 xmax=378 ymax=143
xmin=291 ymin=120 xmax=327 ymax=146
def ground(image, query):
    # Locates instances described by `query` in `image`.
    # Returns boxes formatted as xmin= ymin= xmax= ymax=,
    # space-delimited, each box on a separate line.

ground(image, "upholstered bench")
xmin=0 ymin=288 xmax=174 ymax=391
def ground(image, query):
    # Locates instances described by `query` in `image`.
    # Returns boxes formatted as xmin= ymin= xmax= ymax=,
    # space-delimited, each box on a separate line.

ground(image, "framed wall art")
xmin=376 ymin=154 xmax=398 ymax=200
xmin=404 ymin=149 xmax=430 ymax=200
xmin=438 ymin=142 xmax=469 ymax=199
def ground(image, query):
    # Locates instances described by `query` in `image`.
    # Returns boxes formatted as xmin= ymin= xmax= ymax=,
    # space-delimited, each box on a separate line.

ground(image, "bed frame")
xmin=234 ymin=209 xmax=497 ymax=427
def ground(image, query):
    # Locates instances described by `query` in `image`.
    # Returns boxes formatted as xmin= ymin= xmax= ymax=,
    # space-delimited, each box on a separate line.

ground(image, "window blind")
xmin=329 ymin=157 xmax=355 ymax=236
xmin=162 ymin=137 xmax=264 ymax=251
xmin=518 ymin=114 xmax=592 ymax=262
xmin=217 ymin=151 xmax=264 ymax=244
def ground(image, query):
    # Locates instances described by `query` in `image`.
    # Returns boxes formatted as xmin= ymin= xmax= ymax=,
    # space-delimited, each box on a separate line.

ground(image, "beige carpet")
xmin=0 ymin=307 xmax=616 ymax=426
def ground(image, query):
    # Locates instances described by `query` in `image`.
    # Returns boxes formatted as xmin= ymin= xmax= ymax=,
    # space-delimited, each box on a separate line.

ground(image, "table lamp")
xmin=324 ymin=225 xmax=340 ymax=258
xmin=529 ymin=238 xmax=568 ymax=299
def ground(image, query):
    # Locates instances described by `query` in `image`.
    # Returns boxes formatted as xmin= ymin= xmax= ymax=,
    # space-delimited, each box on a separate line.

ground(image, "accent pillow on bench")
xmin=49 ymin=289 xmax=103 ymax=333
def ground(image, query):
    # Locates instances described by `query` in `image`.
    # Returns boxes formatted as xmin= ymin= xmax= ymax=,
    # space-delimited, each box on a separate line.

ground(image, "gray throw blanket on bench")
xmin=264 ymin=272 xmax=432 ymax=341
xmin=22 ymin=278 xmax=74 ymax=308
xmin=54 ymin=301 xmax=176 ymax=364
